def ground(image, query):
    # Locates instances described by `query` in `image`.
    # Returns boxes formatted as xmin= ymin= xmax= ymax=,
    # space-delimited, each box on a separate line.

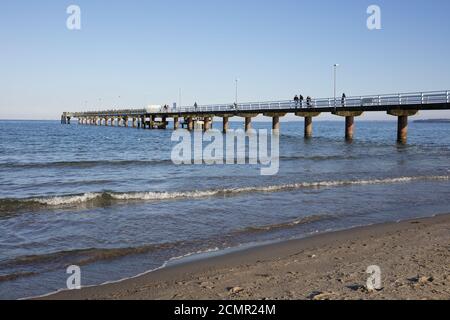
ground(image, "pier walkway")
xmin=62 ymin=90 xmax=450 ymax=143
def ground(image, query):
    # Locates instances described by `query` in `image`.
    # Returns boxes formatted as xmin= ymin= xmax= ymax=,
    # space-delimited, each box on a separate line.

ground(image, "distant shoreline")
xmin=414 ymin=119 xmax=450 ymax=123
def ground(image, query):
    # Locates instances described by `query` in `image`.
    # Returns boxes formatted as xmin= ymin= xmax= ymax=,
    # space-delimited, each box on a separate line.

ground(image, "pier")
xmin=62 ymin=90 xmax=450 ymax=144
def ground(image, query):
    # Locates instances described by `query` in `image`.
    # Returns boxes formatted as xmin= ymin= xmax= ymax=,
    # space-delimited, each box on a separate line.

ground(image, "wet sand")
xmin=42 ymin=214 xmax=450 ymax=300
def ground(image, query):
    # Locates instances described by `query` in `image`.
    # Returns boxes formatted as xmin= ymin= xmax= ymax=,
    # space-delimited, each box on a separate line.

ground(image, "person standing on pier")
xmin=299 ymin=94 xmax=304 ymax=108
xmin=194 ymin=102 xmax=198 ymax=110
xmin=294 ymin=95 xmax=299 ymax=108
xmin=341 ymin=93 xmax=346 ymax=107
xmin=306 ymin=96 xmax=312 ymax=108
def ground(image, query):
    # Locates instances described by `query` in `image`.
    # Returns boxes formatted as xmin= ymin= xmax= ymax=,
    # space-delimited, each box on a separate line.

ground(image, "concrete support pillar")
xmin=263 ymin=113 xmax=285 ymax=133
xmin=174 ymin=117 xmax=179 ymax=130
xmin=132 ymin=118 xmax=136 ymax=128
xmin=387 ymin=110 xmax=418 ymax=144
xmin=104 ymin=117 xmax=108 ymax=126
xmin=124 ymin=117 xmax=128 ymax=128
xmin=223 ymin=117 xmax=229 ymax=133
xmin=202 ymin=117 xmax=211 ymax=131
xmin=304 ymin=116 xmax=313 ymax=138
xmin=149 ymin=116 xmax=155 ymax=129
xmin=187 ymin=117 xmax=194 ymax=131
xmin=245 ymin=117 xmax=252 ymax=132
xmin=397 ymin=116 xmax=408 ymax=144
xmin=141 ymin=117 xmax=146 ymax=129
xmin=345 ymin=116 xmax=354 ymax=141
xmin=161 ymin=116 xmax=167 ymax=129
xmin=332 ymin=111 xmax=364 ymax=141
xmin=272 ymin=116 xmax=280 ymax=131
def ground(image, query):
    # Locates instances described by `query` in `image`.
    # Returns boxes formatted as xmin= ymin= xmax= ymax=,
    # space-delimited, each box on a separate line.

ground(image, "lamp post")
xmin=235 ymin=78 xmax=239 ymax=106
xmin=333 ymin=64 xmax=339 ymax=108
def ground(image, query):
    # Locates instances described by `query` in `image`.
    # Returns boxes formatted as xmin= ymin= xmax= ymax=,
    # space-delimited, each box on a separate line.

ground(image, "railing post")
xmin=378 ymin=96 xmax=381 ymax=106
xmin=421 ymin=93 xmax=424 ymax=104
xmin=447 ymin=91 xmax=449 ymax=103
xmin=399 ymin=94 xmax=402 ymax=105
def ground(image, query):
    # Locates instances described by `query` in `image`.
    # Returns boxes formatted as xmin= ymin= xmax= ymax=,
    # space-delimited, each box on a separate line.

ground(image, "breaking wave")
xmin=234 ymin=214 xmax=333 ymax=234
xmin=1 ymin=175 xmax=449 ymax=215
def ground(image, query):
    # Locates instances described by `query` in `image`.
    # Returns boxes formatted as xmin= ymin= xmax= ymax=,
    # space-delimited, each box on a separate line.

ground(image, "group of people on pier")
xmin=293 ymin=93 xmax=347 ymax=108
xmin=293 ymin=94 xmax=312 ymax=108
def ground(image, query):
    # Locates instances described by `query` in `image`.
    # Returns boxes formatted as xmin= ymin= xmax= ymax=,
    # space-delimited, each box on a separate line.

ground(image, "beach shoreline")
xmin=41 ymin=213 xmax=450 ymax=300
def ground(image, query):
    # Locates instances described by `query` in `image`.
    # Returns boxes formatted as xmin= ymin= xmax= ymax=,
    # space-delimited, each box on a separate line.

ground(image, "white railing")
xmin=172 ymin=90 xmax=450 ymax=113
xmin=71 ymin=90 xmax=449 ymax=116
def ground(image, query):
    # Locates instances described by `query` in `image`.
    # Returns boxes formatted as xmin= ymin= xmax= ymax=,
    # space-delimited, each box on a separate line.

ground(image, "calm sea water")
xmin=0 ymin=120 xmax=449 ymax=299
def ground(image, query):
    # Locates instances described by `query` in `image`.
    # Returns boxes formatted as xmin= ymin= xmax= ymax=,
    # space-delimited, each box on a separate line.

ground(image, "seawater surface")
xmin=0 ymin=120 xmax=449 ymax=299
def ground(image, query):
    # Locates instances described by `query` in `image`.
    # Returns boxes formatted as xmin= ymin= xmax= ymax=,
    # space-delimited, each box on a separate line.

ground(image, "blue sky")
xmin=1 ymin=0 xmax=450 ymax=120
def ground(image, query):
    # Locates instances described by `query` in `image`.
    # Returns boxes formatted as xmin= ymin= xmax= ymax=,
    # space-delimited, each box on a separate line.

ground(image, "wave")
xmin=0 ymin=242 xmax=181 ymax=273
xmin=1 ymin=175 xmax=449 ymax=215
xmin=0 ymin=214 xmax=332 ymax=284
xmin=0 ymin=271 xmax=37 ymax=282
xmin=280 ymin=155 xmax=359 ymax=161
xmin=234 ymin=214 xmax=333 ymax=234
xmin=0 ymin=159 xmax=173 ymax=170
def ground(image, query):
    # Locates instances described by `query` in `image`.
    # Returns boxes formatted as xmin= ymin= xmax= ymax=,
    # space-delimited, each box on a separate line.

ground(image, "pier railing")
xmin=70 ymin=90 xmax=449 ymax=117
xmin=177 ymin=90 xmax=450 ymax=113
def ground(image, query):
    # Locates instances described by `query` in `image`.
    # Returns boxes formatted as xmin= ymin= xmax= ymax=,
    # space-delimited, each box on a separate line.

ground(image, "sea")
xmin=0 ymin=120 xmax=449 ymax=299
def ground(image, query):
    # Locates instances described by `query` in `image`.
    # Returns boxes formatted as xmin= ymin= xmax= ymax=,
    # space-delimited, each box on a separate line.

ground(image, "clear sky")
xmin=1 ymin=0 xmax=450 ymax=120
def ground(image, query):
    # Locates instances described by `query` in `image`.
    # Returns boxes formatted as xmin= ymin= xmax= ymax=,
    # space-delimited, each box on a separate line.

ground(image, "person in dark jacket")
xmin=294 ymin=95 xmax=299 ymax=108
xmin=341 ymin=93 xmax=346 ymax=107
xmin=306 ymin=96 xmax=312 ymax=108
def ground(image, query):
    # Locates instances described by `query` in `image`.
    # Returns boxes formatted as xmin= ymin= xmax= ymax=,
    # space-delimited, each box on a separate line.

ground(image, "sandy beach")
xmin=42 ymin=214 xmax=450 ymax=300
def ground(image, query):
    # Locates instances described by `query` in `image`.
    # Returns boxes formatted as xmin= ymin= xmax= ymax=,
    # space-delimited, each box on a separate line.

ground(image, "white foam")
xmin=33 ymin=192 xmax=101 ymax=206
xmin=29 ymin=175 xmax=450 ymax=206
